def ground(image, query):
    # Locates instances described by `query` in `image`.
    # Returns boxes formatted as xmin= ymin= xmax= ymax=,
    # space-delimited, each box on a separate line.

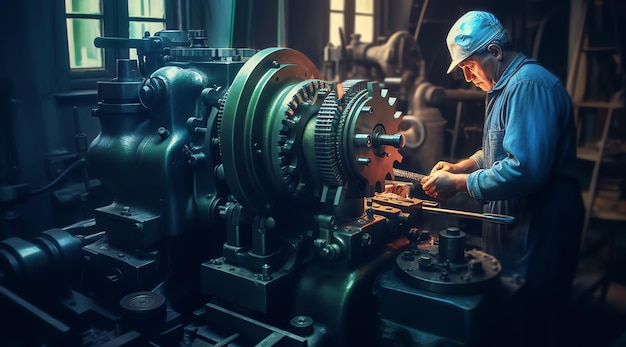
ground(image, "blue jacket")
xmin=465 ymin=53 xmax=583 ymax=276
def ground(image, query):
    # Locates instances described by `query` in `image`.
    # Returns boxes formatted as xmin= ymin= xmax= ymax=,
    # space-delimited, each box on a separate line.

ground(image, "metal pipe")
xmin=277 ymin=0 xmax=286 ymax=47
xmin=413 ymin=0 xmax=429 ymax=42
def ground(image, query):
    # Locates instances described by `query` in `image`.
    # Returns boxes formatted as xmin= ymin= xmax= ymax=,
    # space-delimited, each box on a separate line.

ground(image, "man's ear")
xmin=487 ymin=44 xmax=502 ymax=60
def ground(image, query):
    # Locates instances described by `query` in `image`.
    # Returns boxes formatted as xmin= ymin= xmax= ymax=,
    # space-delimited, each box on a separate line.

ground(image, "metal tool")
xmin=393 ymin=167 xmax=427 ymax=182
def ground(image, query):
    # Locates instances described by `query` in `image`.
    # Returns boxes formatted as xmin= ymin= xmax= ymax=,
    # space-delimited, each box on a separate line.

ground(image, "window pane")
xmin=355 ymin=15 xmax=373 ymax=43
xmin=66 ymin=18 xmax=103 ymax=68
xmin=129 ymin=0 xmax=165 ymax=18
xmin=65 ymin=0 xmax=101 ymax=14
xmin=129 ymin=21 xmax=166 ymax=38
xmin=129 ymin=21 xmax=166 ymax=60
xmin=329 ymin=12 xmax=344 ymax=46
xmin=356 ymin=0 xmax=373 ymax=14
xmin=330 ymin=0 xmax=343 ymax=11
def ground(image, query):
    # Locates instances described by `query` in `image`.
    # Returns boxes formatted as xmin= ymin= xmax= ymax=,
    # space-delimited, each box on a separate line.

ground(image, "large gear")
xmin=340 ymin=82 xmax=404 ymax=194
xmin=313 ymin=80 xmax=404 ymax=196
xmin=335 ymin=80 xmax=371 ymax=191
xmin=218 ymin=47 xmax=324 ymax=211
xmin=313 ymin=80 xmax=370 ymax=188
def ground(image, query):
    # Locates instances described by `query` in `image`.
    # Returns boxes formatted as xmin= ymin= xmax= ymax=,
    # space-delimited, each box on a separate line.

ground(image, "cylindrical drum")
xmin=438 ymin=226 xmax=466 ymax=264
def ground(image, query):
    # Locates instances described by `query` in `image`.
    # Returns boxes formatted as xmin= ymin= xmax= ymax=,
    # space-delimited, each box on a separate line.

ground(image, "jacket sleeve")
xmin=469 ymin=150 xmax=484 ymax=169
xmin=466 ymin=79 xmax=563 ymax=203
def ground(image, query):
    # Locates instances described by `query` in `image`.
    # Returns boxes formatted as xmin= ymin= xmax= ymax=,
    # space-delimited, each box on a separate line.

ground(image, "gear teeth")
xmin=314 ymin=90 xmax=345 ymax=186
xmin=216 ymin=87 xmax=231 ymax=158
xmin=274 ymin=80 xmax=332 ymax=196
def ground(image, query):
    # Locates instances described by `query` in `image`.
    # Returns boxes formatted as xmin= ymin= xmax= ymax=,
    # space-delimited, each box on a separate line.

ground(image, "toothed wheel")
xmin=339 ymin=82 xmax=405 ymax=194
xmin=219 ymin=47 xmax=324 ymax=211
xmin=313 ymin=80 xmax=369 ymax=188
xmin=313 ymin=80 xmax=405 ymax=195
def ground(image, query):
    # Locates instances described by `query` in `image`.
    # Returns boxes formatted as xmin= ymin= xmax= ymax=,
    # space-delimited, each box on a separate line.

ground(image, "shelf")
xmin=592 ymin=208 xmax=626 ymax=221
xmin=582 ymin=46 xmax=619 ymax=53
xmin=574 ymin=101 xmax=623 ymax=109
xmin=582 ymin=191 xmax=626 ymax=222
xmin=577 ymin=145 xmax=626 ymax=164
xmin=577 ymin=147 xmax=601 ymax=162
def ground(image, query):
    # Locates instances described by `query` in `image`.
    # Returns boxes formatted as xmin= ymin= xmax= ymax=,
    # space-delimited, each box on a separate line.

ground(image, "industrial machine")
xmin=0 ymin=30 xmax=520 ymax=347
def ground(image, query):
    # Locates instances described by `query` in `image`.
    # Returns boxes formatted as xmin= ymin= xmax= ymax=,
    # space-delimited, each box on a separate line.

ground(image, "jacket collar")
xmin=490 ymin=52 xmax=532 ymax=93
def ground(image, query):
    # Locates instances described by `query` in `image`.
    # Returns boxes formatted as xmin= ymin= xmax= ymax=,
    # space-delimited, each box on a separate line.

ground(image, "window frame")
xmin=64 ymin=0 xmax=175 ymax=90
xmin=329 ymin=0 xmax=379 ymax=47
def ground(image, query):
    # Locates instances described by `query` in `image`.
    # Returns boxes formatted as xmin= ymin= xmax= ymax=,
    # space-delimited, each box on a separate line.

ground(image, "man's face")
xmin=457 ymin=54 xmax=498 ymax=92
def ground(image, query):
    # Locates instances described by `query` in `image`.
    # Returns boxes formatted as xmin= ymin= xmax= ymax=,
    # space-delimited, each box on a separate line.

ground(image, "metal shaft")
xmin=422 ymin=206 xmax=515 ymax=225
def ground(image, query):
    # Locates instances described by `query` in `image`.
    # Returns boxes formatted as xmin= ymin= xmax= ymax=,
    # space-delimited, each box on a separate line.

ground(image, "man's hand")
xmin=420 ymin=171 xmax=459 ymax=200
xmin=430 ymin=160 xmax=457 ymax=174
xmin=420 ymin=159 xmax=475 ymax=200
xmin=430 ymin=158 xmax=478 ymax=175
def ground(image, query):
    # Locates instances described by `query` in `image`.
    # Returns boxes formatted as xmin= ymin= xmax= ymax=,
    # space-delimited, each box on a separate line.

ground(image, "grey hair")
xmin=474 ymin=30 xmax=512 ymax=58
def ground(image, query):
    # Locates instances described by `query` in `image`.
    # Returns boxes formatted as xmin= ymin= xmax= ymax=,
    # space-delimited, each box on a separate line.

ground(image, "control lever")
xmin=94 ymin=30 xmax=190 ymax=77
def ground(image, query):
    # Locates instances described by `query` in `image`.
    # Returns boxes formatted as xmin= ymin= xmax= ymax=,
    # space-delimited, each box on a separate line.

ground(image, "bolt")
xmin=261 ymin=264 xmax=272 ymax=281
xmin=419 ymin=255 xmax=432 ymax=267
xmin=440 ymin=269 xmax=449 ymax=281
xmin=157 ymin=126 xmax=170 ymax=139
xmin=354 ymin=134 xmax=372 ymax=147
xmin=188 ymin=153 xmax=206 ymax=166
xmin=469 ymin=259 xmax=483 ymax=273
xmin=320 ymin=246 xmax=330 ymax=257
xmin=357 ymin=157 xmax=371 ymax=166
xmin=271 ymin=60 xmax=280 ymax=68
xmin=320 ymin=244 xmax=340 ymax=260
xmin=402 ymin=250 xmax=414 ymax=261
xmin=140 ymin=85 xmax=154 ymax=100
xmin=361 ymin=232 xmax=372 ymax=246
xmin=360 ymin=105 xmax=373 ymax=114
xmin=120 ymin=206 xmax=131 ymax=216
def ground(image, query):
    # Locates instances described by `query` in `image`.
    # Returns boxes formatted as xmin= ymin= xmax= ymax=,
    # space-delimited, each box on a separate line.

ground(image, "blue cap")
xmin=446 ymin=11 xmax=505 ymax=74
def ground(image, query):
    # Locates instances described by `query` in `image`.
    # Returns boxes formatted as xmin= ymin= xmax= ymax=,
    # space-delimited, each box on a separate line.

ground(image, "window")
xmin=128 ymin=0 xmax=166 ymax=62
xmin=65 ymin=0 xmax=166 ymax=76
xmin=354 ymin=0 xmax=374 ymax=43
xmin=65 ymin=1 xmax=104 ymax=69
xmin=329 ymin=0 xmax=375 ymax=46
xmin=329 ymin=0 xmax=344 ymax=47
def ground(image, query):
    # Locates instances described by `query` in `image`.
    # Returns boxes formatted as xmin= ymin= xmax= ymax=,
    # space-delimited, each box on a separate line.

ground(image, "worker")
xmin=420 ymin=10 xmax=584 ymax=347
